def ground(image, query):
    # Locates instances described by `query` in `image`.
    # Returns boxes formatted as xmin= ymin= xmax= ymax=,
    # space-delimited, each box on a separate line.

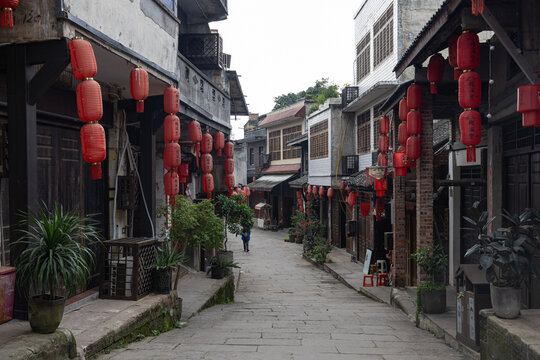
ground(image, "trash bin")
xmin=0 ymin=266 xmax=16 ymax=324
xmin=455 ymin=264 xmax=491 ymax=351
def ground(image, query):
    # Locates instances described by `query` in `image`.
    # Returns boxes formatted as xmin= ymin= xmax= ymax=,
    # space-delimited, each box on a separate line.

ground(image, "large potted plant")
xmin=465 ymin=208 xmax=540 ymax=319
xmin=15 ymin=204 xmax=101 ymax=333
xmin=214 ymin=194 xmax=254 ymax=261
xmin=207 ymin=257 xmax=240 ymax=280
xmin=153 ymin=240 xmax=189 ymax=294
xmin=411 ymin=244 xmax=448 ymax=314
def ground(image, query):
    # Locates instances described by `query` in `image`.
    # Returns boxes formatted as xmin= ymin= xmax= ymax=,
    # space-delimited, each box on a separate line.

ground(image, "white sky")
xmin=212 ymin=1 xmax=360 ymax=139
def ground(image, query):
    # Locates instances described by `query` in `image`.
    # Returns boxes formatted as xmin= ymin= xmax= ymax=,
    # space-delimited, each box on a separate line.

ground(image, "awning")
xmin=262 ymin=164 xmax=301 ymax=174
xmin=227 ymin=70 xmax=249 ymax=116
xmin=254 ymin=203 xmax=271 ymax=210
xmin=343 ymin=82 xmax=398 ymax=113
xmin=249 ymin=174 xmax=296 ymax=191
xmin=289 ymin=174 xmax=308 ymax=188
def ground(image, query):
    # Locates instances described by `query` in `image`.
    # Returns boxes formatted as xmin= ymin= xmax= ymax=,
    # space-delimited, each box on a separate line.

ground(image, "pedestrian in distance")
xmin=242 ymin=231 xmax=250 ymax=252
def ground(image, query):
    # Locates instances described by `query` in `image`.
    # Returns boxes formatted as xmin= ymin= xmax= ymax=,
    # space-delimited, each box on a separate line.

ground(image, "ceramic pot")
xmin=153 ymin=268 xmax=172 ymax=294
xmin=490 ymin=284 xmax=521 ymax=319
xmin=28 ymin=295 xmax=66 ymax=334
xmin=420 ymin=288 xmax=446 ymax=314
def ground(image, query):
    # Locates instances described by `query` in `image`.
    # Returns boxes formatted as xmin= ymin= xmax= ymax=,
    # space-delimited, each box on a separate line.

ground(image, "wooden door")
xmin=331 ymin=197 xmax=340 ymax=246
xmin=406 ymin=211 xmax=417 ymax=286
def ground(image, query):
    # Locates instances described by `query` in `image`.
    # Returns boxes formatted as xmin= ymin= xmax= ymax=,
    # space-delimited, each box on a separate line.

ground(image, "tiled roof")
xmin=345 ymin=169 xmax=370 ymax=189
xmin=288 ymin=175 xmax=308 ymax=188
xmin=262 ymin=164 xmax=301 ymax=174
xmin=258 ymin=102 xmax=305 ymax=127
xmin=433 ymin=119 xmax=450 ymax=147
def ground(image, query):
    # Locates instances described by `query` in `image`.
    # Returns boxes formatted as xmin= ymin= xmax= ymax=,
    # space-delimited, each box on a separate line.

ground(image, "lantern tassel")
xmin=91 ymin=163 xmax=102 ymax=180
xmin=217 ymin=149 xmax=222 ymax=156
xmin=430 ymin=83 xmax=437 ymax=95
xmin=467 ymin=147 xmax=477 ymax=162
xmin=207 ymin=192 xmax=212 ymax=199
xmin=136 ymin=100 xmax=144 ymax=113
xmin=1 ymin=8 xmax=14 ymax=28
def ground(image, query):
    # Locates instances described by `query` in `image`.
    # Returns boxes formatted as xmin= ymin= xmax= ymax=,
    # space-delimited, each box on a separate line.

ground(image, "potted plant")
xmin=153 ymin=240 xmax=189 ymax=294
xmin=411 ymin=244 xmax=448 ymax=314
xmin=307 ymin=236 xmax=333 ymax=264
xmin=15 ymin=204 xmax=101 ymax=333
xmin=214 ymin=194 xmax=254 ymax=261
xmin=207 ymin=257 xmax=240 ymax=280
xmin=465 ymin=208 xmax=540 ymax=319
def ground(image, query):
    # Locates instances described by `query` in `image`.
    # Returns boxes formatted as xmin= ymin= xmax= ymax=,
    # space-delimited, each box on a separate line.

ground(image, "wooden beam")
xmin=29 ymin=56 xmax=70 ymax=105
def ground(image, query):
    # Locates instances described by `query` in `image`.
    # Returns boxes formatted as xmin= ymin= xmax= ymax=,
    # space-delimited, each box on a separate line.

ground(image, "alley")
xmin=100 ymin=228 xmax=466 ymax=360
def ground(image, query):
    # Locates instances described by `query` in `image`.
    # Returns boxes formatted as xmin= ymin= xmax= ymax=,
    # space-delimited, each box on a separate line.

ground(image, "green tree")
xmin=214 ymin=194 xmax=254 ymax=250
xmin=272 ymin=78 xmax=340 ymax=112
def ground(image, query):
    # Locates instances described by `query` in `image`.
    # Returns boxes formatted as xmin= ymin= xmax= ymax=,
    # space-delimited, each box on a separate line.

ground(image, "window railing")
xmin=342 ymin=155 xmax=359 ymax=175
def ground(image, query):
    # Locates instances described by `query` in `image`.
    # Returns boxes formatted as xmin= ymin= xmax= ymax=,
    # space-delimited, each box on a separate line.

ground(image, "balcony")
xmin=342 ymin=155 xmax=359 ymax=175
xmin=341 ymin=87 xmax=359 ymax=107
xmin=244 ymin=128 xmax=266 ymax=141
xmin=178 ymin=0 xmax=228 ymax=23
xmin=180 ymin=33 xmax=224 ymax=70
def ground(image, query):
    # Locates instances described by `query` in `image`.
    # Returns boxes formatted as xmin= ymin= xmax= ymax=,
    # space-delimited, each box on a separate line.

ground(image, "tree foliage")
xmin=272 ymin=78 xmax=340 ymax=113
xmin=214 ymin=194 xmax=254 ymax=250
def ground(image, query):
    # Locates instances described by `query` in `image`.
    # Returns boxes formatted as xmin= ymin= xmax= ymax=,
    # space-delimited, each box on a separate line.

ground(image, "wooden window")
xmin=357 ymin=111 xmax=371 ymax=154
xmin=373 ymin=116 xmax=380 ymax=150
xmin=310 ymin=120 xmax=329 ymax=160
xmin=283 ymin=125 xmax=302 ymax=159
xmin=249 ymin=148 xmax=254 ymax=165
xmin=269 ymin=130 xmax=281 ymax=161
xmin=373 ymin=5 xmax=393 ymax=67
xmin=355 ymin=33 xmax=370 ymax=82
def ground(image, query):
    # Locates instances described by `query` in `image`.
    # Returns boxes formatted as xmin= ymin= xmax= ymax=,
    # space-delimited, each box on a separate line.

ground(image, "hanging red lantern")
xmin=307 ymin=185 xmax=312 ymax=196
xmin=407 ymin=84 xmax=422 ymax=110
xmin=319 ymin=186 xmax=325 ymax=198
xmin=188 ymin=120 xmax=202 ymax=144
xmin=457 ymin=31 xmax=480 ymax=71
xmin=0 ymin=0 xmax=18 ymax=28
xmin=347 ymin=191 xmax=357 ymax=209
xmin=361 ymin=202 xmax=370 ymax=216
xmin=406 ymin=136 xmax=421 ymax=162
xmin=200 ymin=153 xmax=213 ymax=173
xmin=69 ymin=38 xmax=97 ymax=80
xmin=258 ymin=190 xmax=263 ymax=196
xmin=397 ymin=145 xmax=406 ymax=153
xmin=245 ymin=186 xmax=251 ymax=198
xmin=214 ymin=131 xmax=225 ymax=156
xmin=80 ymin=123 xmax=106 ymax=180
xmin=427 ymin=53 xmax=445 ymax=94
xmin=224 ymin=141 xmax=234 ymax=158
xmin=448 ymin=34 xmax=462 ymax=80
xmin=297 ymin=190 xmax=302 ymax=199
xmin=130 ymin=67 xmax=149 ymax=113
xmin=459 ymin=110 xmax=481 ymax=162
xmin=202 ymin=173 xmax=214 ymax=199
xmin=164 ymin=142 xmax=181 ymax=171
xmin=164 ymin=86 xmax=180 ymax=114
xmin=164 ymin=114 xmax=180 ymax=143
xmin=378 ymin=153 xmax=389 ymax=167
xmin=399 ymin=98 xmax=409 ymax=122
xmin=201 ymin=133 xmax=213 ymax=154
xmin=76 ymin=79 xmax=103 ymax=123
xmin=374 ymin=179 xmax=388 ymax=197
xmin=393 ymin=152 xmax=409 ymax=176
xmin=327 ymin=187 xmax=334 ymax=199
xmin=380 ymin=116 xmax=390 ymax=135
xmin=398 ymin=122 xmax=408 ymax=145
xmin=313 ymin=186 xmax=318 ymax=197
xmin=376 ymin=197 xmax=385 ymax=221
xmin=458 ymin=71 xmax=481 ymax=109
xmin=177 ymin=163 xmax=189 ymax=183
xmin=224 ymin=158 xmax=234 ymax=174
xmin=517 ymin=84 xmax=540 ymax=127
xmin=407 ymin=111 xmax=421 ymax=136
xmin=378 ymin=135 xmax=389 ymax=153
xmin=164 ymin=171 xmax=180 ymax=199
xmin=340 ymin=180 xmax=346 ymax=195
xmin=225 ymin=174 xmax=235 ymax=189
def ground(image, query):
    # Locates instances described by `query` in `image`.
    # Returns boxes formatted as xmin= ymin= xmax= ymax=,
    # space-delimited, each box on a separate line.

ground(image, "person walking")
xmin=242 ymin=231 xmax=250 ymax=252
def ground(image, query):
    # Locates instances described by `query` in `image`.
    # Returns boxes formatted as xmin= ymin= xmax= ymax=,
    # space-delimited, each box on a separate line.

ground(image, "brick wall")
xmin=393 ymin=176 xmax=407 ymax=286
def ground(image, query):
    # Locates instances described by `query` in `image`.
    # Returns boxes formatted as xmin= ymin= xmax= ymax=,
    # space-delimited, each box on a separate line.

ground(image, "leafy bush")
xmin=154 ymin=239 xmax=190 ymax=271
xmin=306 ymin=236 xmax=332 ymax=263
xmin=214 ymin=194 xmax=254 ymax=250
xmin=411 ymin=244 xmax=447 ymax=288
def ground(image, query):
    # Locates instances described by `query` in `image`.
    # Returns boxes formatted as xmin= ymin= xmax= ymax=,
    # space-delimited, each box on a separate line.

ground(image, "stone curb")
xmin=0 ymin=327 xmax=76 ymax=360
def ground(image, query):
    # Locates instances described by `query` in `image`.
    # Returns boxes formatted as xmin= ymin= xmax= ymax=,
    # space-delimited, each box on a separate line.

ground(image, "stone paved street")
xmin=100 ymin=228 xmax=467 ymax=360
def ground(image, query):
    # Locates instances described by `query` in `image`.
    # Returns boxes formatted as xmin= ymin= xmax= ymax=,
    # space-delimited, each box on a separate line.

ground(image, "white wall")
xmin=307 ymin=107 xmax=331 ymax=180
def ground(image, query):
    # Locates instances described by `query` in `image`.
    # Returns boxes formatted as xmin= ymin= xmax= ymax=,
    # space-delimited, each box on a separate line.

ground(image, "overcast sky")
xmin=212 ymin=0 xmax=360 ymax=139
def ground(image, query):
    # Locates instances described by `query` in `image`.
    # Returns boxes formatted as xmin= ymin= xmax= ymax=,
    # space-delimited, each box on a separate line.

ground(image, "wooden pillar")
xmin=139 ymin=109 xmax=157 ymax=238
xmin=416 ymin=85 xmax=434 ymax=284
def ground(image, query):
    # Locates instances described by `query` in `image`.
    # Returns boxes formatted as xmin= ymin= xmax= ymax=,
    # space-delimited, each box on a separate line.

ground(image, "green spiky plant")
xmin=15 ymin=204 xmax=102 ymax=299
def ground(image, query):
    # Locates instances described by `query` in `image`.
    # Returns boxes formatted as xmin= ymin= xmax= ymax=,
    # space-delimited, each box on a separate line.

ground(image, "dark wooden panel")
xmin=461 ymin=166 xmax=487 ymax=264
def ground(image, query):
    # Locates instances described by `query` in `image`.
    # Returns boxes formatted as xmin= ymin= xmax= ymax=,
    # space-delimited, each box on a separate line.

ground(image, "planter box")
xmin=0 ymin=266 xmax=15 ymax=324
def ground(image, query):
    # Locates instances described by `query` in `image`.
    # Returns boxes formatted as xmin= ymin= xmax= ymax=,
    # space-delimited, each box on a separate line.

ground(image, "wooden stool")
xmin=377 ymin=273 xmax=388 ymax=286
xmin=363 ymin=274 xmax=374 ymax=287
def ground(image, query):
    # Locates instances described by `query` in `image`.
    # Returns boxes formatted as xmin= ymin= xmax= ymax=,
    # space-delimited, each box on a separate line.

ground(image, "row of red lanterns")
xmin=377 ymin=116 xmax=390 ymax=167
xmin=163 ymin=86 xmax=181 ymax=204
xmin=224 ymin=141 xmax=235 ymax=195
xmin=69 ymin=37 xmax=106 ymax=181
xmin=201 ymin=133 xmax=214 ymax=199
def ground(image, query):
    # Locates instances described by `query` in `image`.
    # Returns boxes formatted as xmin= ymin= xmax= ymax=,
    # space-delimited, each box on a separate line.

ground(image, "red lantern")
xmin=407 ymin=111 xmax=421 ymax=136
xmin=69 ymin=38 xmax=97 ymax=80
xmin=340 ymin=180 xmax=346 ymax=195
xmin=201 ymin=153 xmax=213 ymax=173
xmin=130 ymin=67 xmax=149 ymax=113
xmin=393 ymin=152 xmax=409 ymax=176
xmin=76 ymin=79 xmax=103 ymax=123
xmin=327 ymin=187 xmax=334 ymax=199
xmin=378 ymin=135 xmax=389 ymax=153
xmin=517 ymin=84 xmax=540 ymax=127
xmin=361 ymin=202 xmax=370 ymax=216
xmin=380 ymin=116 xmax=390 ymax=135
xmin=164 ymin=115 xmax=180 ymax=142
xmin=397 ymin=145 xmax=406 ymax=153
xmin=80 ymin=123 xmax=106 ymax=180
xmin=177 ymin=163 xmax=189 ymax=183
xmin=407 ymin=84 xmax=422 ymax=110
xmin=457 ymin=31 xmax=480 ymax=71
xmin=458 ymin=71 xmax=481 ymax=109
xmin=427 ymin=53 xmax=445 ymax=94
xmin=258 ymin=190 xmax=263 ymax=196
xmin=399 ymin=98 xmax=409 ymax=122
xmin=374 ymin=179 xmax=387 ymax=197
xmin=245 ymin=186 xmax=251 ymax=198
xmin=224 ymin=158 xmax=234 ymax=174
xmin=459 ymin=110 xmax=481 ymax=162
xmin=319 ymin=186 xmax=325 ymax=198
xmin=202 ymin=173 xmax=214 ymax=199
xmin=448 ymin=34 xmax=462 ymax=80
xmin=406 ymin=136 xmax=421 ymax=162
xmin=225 ymin=174 xmax=235 ymax=189
xmin=0 ymin=0 xmax=18 ymax=28
xmin=164 ymin=171 xmax=179 ymax=199
xmin=214 ymin=131 xmax=225 ymax=156
xmin=347 ymin=191 xmax=357 ymax=208
xmin=307 ymin=185 xmax=312 ymax=196
xmin=376 ymin=197 xmax=385 ymax=221
xmin=201 ymin=133 xmax=213 ymax=154
xmin=164 ymin=142 xmax=181 ymax=171
xmin=297 ymin=190 xmax=302 ymax=199
xmin=224 ymin=141 xmax=234 ymax=158
xmin=313 ymin=186 xmax=318 ymax=197
xmin=378 ymin=153 xmax=388 ymax=167
xmin=398 ymin=122 xmax=408 ymax=145
xmin=188 ymin=121 xmax=202 ymax=144
xmin=164 ymin=87 xmax=180 ymax=114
